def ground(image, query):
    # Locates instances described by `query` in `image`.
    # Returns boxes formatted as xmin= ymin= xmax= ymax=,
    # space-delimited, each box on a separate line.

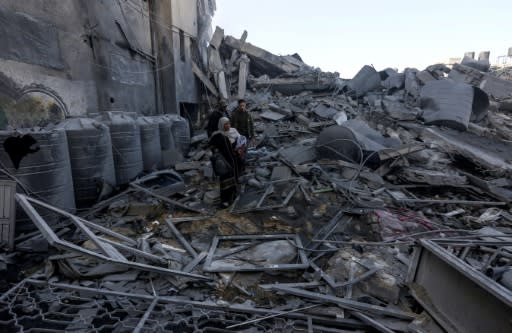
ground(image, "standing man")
xmin=230 ymin=99 xmax=254 ymax=142
xmin=206 ymin=99 xmax=228 ymax=137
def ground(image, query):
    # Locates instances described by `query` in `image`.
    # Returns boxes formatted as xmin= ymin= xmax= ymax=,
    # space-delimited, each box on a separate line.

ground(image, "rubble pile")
xmin=1 ymin=29 xmax=512 ymax=332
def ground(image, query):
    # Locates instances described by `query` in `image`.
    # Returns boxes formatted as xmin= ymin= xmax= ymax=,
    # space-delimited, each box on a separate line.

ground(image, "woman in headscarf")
xmin=217 ymin=117 xmax=247 ymax=171
xmin=209 ymin=120 xmax=240 ymax=208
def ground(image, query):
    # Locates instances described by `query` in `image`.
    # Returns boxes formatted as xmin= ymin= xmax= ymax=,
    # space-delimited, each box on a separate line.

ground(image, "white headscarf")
xmin=218 ymin=117 xmax=240 ymax=144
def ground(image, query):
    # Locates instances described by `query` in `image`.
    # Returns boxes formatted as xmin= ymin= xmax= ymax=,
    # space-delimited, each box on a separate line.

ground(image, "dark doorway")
xmin=179 ymin=102 xmax=198 ymax=135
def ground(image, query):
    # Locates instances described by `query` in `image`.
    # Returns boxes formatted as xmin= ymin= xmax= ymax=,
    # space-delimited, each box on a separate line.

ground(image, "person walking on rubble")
xmin=206 ymin=99 xmax=228 ymax=138
xmin=217 ymin=117 xmax=246 ymax=171
xmin=209 ymin=117 xmax=244 ymax=208
xmin=230 ymin=99 xmax=255 ymax=143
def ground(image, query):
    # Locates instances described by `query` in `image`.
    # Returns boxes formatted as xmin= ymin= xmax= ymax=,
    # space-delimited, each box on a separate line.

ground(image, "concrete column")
xmin=238 ymin=54 xmax=250 ymax=99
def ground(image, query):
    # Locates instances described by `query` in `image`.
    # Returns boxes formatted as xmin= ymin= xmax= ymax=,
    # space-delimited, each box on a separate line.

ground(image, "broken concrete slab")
xmin=260 ymin=110 xmax=286 ymax=121
xmin=420 ymin=79 xmax=489 ymax=130
xmin=222 ymin=35 xmax=299 ymax=77
xmin=416 ymin=70 xmax=436 ymax=84
xmin=347 ymin=65 xmax=381 ymax=97
xmin=280 ymin=145 xmax=317 ymax=165
xmin=315 ymin=125 xmax=364 ymax=163
xmin=249 ymin=75 xmax=336 ymax=95
xmin=448 ymin=63 xmax=486 ymax=86
xmin=422 ymin=127 xmax=512 ymax=176
xmin=209 ymin=26 xmax=224 ymax=50
xmin=425 ymin=63 xmax=451 ymax=79
xmin=480 ymin=75 xmax=512 ymax=99
xmin=295 ymin=114 xmax=312 ymax=127
xmin=268 ymin=103 xmax=293 ymax=117
xmin=344 ymin=120 xmax=401 ymax=151
xmin=313 ymin=104 xmax=338 ymax=119
xmin=315 ymin=120 xmax=401 ymax=165
xmin=382 ymin=99 xmax=420 ymax=121
xmin=461 ymin=172 xmax=512 ymax=203
xmin=497 ymin=98 xmax=512 ymax=112
xmin=404 ymin=68 xmax=421 ymax=99
xmin=208 ymin=47 xmax=229 ymax=99
xmin=381 ymin=69 xmax=405 ymax=90
xmin=401 ymin=167 xmax=468 ymax=186
xmin=461 ymin=55 xmax=490 ymax=72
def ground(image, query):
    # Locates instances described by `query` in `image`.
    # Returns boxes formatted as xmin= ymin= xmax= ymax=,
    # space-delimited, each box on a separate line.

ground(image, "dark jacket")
xmin=209 ymin=132 xmax=241 ymax=179
xmin=230 ymin=108 xmax=254 ymax=138
xmin=206 ymin=110 xmax=227 ymax=137
xmin=209 ymin=132 xmax=239 ymax=204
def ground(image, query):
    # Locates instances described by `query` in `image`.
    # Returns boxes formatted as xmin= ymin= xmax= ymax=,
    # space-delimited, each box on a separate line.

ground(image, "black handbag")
xmin=211 ymin=152 xmax=233 ymax=177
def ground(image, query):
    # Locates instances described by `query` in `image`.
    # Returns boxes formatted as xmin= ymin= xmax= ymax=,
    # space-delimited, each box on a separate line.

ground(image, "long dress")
xmin=209 ymin=132 xmax=240 ymax=205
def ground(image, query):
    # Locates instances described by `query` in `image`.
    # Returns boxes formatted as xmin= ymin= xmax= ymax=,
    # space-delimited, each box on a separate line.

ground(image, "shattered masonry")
xmin=1 ymin=2 xmax=512 ymax=332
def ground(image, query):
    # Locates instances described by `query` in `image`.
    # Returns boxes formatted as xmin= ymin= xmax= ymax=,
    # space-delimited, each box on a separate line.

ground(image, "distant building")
xmin=0 ymin=0 xmax=215 ymax=129
xmin=445 ymin=47 xmax=512 ymax=69
xmin=496 ymin=47 xmax=512 ymax=68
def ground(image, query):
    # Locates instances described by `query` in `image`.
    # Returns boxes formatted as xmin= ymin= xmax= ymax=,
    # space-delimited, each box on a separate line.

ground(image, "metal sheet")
xmin=408 ymin=239 xmax=512 ymax=333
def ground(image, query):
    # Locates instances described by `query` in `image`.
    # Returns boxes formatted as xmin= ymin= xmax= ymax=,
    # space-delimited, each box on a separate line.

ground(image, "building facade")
xmin=0 ymin=0 xmax=215 ymax=129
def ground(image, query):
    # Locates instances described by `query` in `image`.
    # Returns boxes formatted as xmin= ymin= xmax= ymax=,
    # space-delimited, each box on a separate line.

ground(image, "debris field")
xmin=1 ymin=27 xmax=512 ymax=333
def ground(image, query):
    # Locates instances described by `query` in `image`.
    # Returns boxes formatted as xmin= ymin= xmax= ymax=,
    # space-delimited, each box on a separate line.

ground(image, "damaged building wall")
xmin=150 ymin=0 xmax=177 ymax=115
xmin=143 ymin=0 xmax=202 ymax=117
xmin=0 ymin=0 xmax=206 ymax=129
xmin=0 ymin=0 xmax=98 ymax=128
xmin=80 ymin=0 xmax=157 ymax=116
xmin=170 ymin=0 xmax=201 ymax=119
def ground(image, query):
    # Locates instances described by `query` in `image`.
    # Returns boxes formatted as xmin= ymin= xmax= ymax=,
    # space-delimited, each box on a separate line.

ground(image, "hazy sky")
xmin=212 ymin=0 xmax=512 ymax=78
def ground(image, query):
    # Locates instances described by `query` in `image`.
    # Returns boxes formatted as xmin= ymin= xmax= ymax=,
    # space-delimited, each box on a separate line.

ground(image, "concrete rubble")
xmin=1 ymin=25 xmax=512 ymax=333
